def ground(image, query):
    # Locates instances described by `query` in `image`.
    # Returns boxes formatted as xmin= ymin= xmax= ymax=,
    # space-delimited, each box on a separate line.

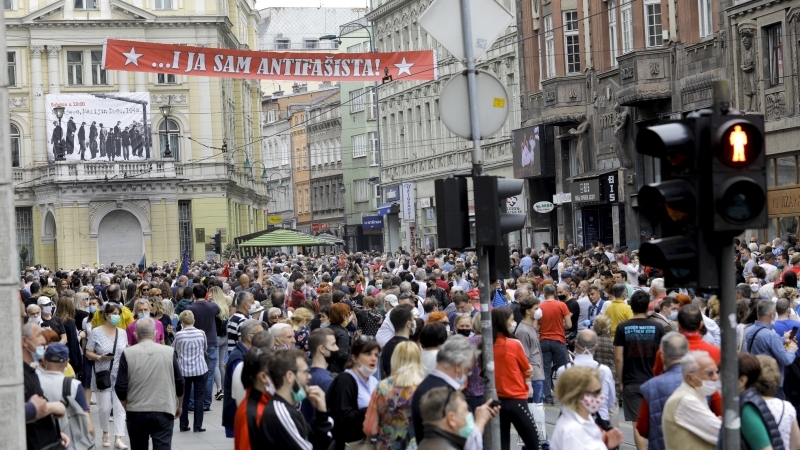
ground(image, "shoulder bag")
xmin=93 ymin=328 xmax=117 ymax=390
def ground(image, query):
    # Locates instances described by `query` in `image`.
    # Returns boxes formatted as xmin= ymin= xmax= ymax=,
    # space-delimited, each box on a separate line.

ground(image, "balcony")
xmin=538 ymin=75 xmax=588 ymax=126
xmin=615 ymin=48 xmax=672 ymax=106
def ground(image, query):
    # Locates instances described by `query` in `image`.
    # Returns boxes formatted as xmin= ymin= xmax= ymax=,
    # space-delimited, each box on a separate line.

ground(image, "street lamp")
xmin=53 ymin=106 xmax=65 ymax=161
xmin=159 ymin=103 xmax=172 ymax=158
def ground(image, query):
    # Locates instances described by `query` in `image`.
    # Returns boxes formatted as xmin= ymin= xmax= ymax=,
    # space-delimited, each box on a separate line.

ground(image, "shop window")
xmin=777 ymin=155 xmax=797 ymax=186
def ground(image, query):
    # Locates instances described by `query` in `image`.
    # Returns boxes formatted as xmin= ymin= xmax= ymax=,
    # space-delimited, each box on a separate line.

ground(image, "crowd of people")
xmin=19 ymin=236 xmax=800 ymax=450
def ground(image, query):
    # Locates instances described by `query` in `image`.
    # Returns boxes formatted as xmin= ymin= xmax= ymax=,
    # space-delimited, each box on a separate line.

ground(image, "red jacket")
xmin=234 ymin=388 xmax=270 ymax=450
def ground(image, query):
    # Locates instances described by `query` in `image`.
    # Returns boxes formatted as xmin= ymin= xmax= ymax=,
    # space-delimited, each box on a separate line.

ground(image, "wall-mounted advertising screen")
xmin=512 ymin=124 xmax=543 ymax=178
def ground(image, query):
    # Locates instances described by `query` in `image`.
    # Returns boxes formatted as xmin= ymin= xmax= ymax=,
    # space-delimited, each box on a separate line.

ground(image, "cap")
xmin=385 ymin=294 xmax=399 ymax=307
xmin=44 ymin=343 xmax=69 ymax=363
xmin=456 ymin=258 xmax=464 ymax=263
xmin=37 ymin=297 xmax=53 ymax=306
xmin=561 ymin=271 xmax=573 ymax=279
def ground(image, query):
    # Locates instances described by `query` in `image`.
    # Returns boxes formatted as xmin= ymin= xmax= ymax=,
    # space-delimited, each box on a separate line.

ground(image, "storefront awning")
xmin=378 ymin=202 xmax=399 ymax=215
xmin=315 ymin=231 xmax=345 ymax=246
xmin=238 ymin=228 xmax=329 ymax=247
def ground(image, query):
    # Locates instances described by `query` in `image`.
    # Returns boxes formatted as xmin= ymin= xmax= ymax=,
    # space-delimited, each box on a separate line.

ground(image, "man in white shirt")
xmin=556 ymin=330 xmax=616 ymax=426
xmin=575 ymin=281 xmax=592 ymax=330
xmin=662 ymin=351 xmax=721 ymax=449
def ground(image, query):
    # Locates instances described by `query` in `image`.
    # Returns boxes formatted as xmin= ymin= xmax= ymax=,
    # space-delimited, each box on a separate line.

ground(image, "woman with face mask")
xmin=491 ymin=307 xmax=540 ymax=450
xmin=81 ymin=296 xmax=103 ymax=405
xmin=551 ymin=366 xmax=624 ymax=450
xmin=327 ymin=338 xmax=381 ymax=450
xmin=85 ymin=302 xmax=129 ymax=449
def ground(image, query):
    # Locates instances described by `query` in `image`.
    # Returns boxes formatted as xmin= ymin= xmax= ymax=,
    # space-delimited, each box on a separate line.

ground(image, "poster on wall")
xmin=45 ymin=92 xmax=153 ymax=163
xmin=512 ymin=124 xmax=542 ymax=178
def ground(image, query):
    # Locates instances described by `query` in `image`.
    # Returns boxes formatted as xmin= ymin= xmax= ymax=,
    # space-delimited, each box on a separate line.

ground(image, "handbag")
xmin=528 ymin=402 xmax=548 ymax=443
xmin=344 ymin=440 xmax=376 ymax=450
xmin=93 ymin=328 xmax=118 ymax=391
xmin=362 ymin=389 xmax=379 ymax=436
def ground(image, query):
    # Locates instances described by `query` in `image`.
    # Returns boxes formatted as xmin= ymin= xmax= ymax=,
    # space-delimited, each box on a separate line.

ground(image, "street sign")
xmin=439 ymin=70 xmax=508 ymax=140
xmin=268 ymin=215 xmax=282 ymax=225
xmin=533 ymin=201 xmax=554 ymax=213
xmin=418 ymin=0 xmax=514 ymax=62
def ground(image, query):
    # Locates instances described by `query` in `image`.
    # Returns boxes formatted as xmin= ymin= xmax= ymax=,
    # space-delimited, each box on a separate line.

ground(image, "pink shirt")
xmin=126 ymin=319 xmax=165 ymax=345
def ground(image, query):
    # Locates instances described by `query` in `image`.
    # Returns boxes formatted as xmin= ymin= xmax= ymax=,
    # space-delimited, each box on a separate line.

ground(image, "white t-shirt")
xmin=765 ymin=397 xmax=796 ymax=450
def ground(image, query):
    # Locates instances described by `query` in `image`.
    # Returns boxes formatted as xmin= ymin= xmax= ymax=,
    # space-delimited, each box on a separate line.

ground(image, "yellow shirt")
xmin=605 ymin=299 xmax=633 ymax=338
xmin=64 ymin=363 xmax=76 ymax=378
xmin=91 ymin=306 xmax=135 ymax=329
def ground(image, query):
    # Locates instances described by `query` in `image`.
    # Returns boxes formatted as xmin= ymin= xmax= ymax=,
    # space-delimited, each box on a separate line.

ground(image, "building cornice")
xmin=365 ymin=0 xmax=413 ymax=22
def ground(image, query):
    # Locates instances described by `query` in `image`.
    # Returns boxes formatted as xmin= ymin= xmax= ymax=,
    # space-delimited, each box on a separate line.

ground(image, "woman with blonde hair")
xmin=364 ymin=341 xmax=425 ymax=450
xmin=551 ymin=366 xmax=623 ymax=450
xmin=289 ymin=307 xmax=314 ymax=354
xmin=207 ymin=285 xmax=230 ymax=400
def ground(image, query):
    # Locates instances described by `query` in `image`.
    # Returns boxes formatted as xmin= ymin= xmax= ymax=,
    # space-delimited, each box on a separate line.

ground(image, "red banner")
xmin=103 ymin=39 xmax=438 ymax=82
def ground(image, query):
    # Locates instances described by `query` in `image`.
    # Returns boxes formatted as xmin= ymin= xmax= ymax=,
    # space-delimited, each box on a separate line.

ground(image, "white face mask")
xmin=533 ymin=309 xmax=543 ymax=320
xmin=697 ymin=378 xmax=720 ymax=396
xmin=357 ymin=363 xmax=377 ymax=378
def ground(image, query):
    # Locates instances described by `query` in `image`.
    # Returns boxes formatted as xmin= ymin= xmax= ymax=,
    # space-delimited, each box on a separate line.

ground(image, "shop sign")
xmin=419 ymin=197 xmax=432 ymax=208
xmin=553 ymin=192 xmax=572 ymax=204
xmin=362 ymin=215 xmax=384 ymax=230
xmin=385 ymin=185 xmax=400 ymax=202
xmin=507 ymin=193 xmax=527 ymax=214
xmin=768 ymin=186 xmax=800 ymax=218
xmin=401 ymin=182 xmax=415 ymax=222
xmin=267 ymin=215 xmax=283 ymax=225
xmin=311 ymin=223 xmax=328 ymax=232
xmin=570 ymin=179 xmax=600 ymax=203
xmin=602 ymin=173 xmax=618 ymax=203
xmin=533 ymin=201 xmax=555 ymax=213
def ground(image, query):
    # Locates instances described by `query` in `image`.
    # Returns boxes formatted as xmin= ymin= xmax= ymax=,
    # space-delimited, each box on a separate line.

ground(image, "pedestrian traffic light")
xmin=473 ymin=176 xmax=526 ymax=247
xmin=635 ymin=113 xmax=718 ymax=288
xmin=212 ymin=231 xmax=222 ymax=255
xmin=710 ymin=115 xmax=767 ymax=232
xmin=434 ymin=177 xmax=470 ymax=249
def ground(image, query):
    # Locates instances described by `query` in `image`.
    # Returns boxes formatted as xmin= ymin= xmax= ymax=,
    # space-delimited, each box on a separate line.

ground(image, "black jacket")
xmin=739 ymin=388 xmax=785 ymax=450
xmin=411 ymin=374 xmax=455 ymax=445
xmin=327 ymin=323 xmax=351 ymax=374
xmin=326 ymin=372 xmax=366 ymax=450
xmin=255 ymin=395 xmax=332 ymax=450
xmin=417 ymin=426 xmax=467 ymax=450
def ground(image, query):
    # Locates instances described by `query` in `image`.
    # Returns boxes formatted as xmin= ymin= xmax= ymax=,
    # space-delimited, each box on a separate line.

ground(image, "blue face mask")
xmin=459 ymin=413 xmax=476 ymax=438
xmin=669 ymin=311 xmax=678 ymax=321
xmin=89 ymin=305 xmax=98 ymax=313
xmin=137 ymin=312 xmax=149 ymax=320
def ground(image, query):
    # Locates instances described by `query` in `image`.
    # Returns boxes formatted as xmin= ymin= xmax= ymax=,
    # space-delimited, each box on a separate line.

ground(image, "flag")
xmin=176 ymin=251 xmax=189 ymax=277
xmin=138 ymin=254 xmax=146 ymax=274
xmin=221 ymin=262 xmax=229 ymax=279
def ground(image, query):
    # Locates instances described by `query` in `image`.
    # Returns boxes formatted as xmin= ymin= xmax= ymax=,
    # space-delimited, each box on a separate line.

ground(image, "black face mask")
xmin=456 ymin=329 xmax=472 ymax=337
xmin=557 ymin=294 xmax=568 ymax=301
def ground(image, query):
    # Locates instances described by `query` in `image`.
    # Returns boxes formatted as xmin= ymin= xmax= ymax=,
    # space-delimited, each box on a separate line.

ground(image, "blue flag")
xmin=177 ymin=250 xmax=189 ymax=276
xmin=138 ymin=254 xmax=146 ymax=272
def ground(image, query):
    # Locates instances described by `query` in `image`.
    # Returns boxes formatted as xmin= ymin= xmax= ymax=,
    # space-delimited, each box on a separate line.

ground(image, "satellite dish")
xmin=439 ymin=70 xmax=509 ymax=140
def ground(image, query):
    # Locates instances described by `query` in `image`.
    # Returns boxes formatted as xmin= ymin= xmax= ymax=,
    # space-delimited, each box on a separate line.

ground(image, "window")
xmin=698 ymin=0 xmax=712 ymax=38
xmin=11 ymin=124 xmax=20 ymax=167
xmin=350 ymin=89 xmax=365 ymax=113
xmin=4 ymin=0 xmax=11 ymax=10
xmin=178 ymin=201 xmax=192 ymax=258
xmin=74 ymin=0 xmax=97 ymax=8
xmin=354 ymin=179 xmax=370 ymax=203
xmin=158 ymin=119 xmax=180 ymax=161
xmin=303 ymin=39 xmax=320 ymax=49
xmin=67 ymin=51 xmax=83 ymax=86
xmin=154 ymin=0 xmax=172 ymax=9
xmin=275 ymin=38 xmax=290 ymax=50
xmin=90 ymin=51 xmax=106 ymax=85
xmin=16 ymin=208 xmax=33 ymax=268
xmin=347 ymin=43 xmax=362 ymax=53
xmin=366 ymin=88 xmax=377 ymax=120
xmin=7 ymin=52 xmax=16 ymax=87
xmin=644 ymin=0 xmax=663 ymax=47
xmin=608 ymin=1 xmax=619 ymax=66
xmin=363 ymin=41 xmax=371 ymax=52
xmin=768 ymin=24 xmax=783 ymax=86
xmin=157 ymin=73 xmax=177 ymax=84
xmin=544 ymin=15 xmax=555 ymax=78
xmin=281 ymin=140 xmax=289 ymax=165
xmin=621 ymin=2 xmax=633 ymax=53
xmin=369 ymin=131 xmax=379 ymax=165
xmin=267 ymin=109 xmax=276 ymax=123
xmin=352 ymin=134 xmax=367 ymax=158
xmin=563 ymin=11 xmax=581 ymax=73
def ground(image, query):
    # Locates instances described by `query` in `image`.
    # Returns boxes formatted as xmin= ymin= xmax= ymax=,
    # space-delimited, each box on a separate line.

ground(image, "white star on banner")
xmin=394 ymin=57 xmax=414 ymax=77
xmin=122 ymin=47 xmax=143 ymax=66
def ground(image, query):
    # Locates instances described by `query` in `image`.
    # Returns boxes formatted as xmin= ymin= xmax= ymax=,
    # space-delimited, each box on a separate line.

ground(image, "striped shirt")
xmin=227 ymin=312 xmax=247 ymax=354
xmin=173 ymin=327 xmax=208 ymax=377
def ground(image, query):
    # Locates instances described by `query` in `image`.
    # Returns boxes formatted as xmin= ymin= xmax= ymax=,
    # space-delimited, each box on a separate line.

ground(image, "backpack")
xmin=60 ymin=377 xmax=96 ymax=450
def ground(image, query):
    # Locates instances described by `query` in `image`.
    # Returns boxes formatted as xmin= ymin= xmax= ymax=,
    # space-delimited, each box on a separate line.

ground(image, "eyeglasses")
xmin=269 ymin=315 xmax=282 ymax=320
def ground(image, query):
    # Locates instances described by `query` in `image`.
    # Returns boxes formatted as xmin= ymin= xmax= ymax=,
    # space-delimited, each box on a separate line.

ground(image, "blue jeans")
xmin=529 ymin=380 xmax=544 ymax=404
xmin=540 ymin=339 xmax=569 ymax=403
xmin=189 ymin=345 xmax=218 ymax=410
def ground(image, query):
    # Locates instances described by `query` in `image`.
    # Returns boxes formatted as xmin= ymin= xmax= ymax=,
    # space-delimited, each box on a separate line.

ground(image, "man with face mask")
xmin=556 ymin=330 xmax=616 ymax=430
xmin=256 ymin=348 xmax=332 ymax=449
xmin=516 ymin=295 xmax=545 ymax=404
xmin=38 ymin=297 xmax=67 ymax=344
xmin=23 ymin=321 xmax=71 ymax=450
xmin=307 ymin=328 xmax=338 ymax=395
xmin=269 ymin=323 xmax=296 ymax=350
xmin=662 ymin=351 xmax=721 ymax=450
xmin=411 ymin=336 xmax=500 ymax=450
xmin=227 ymin=292 xmax=255 ymax=355
xmin=417 ymin=387 xmax=474 ymax=450
xmin=745 ymin=300 xmax=797 ymax=400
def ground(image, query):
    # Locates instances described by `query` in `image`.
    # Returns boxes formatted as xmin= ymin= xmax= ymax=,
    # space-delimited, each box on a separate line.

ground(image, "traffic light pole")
xmin=459 ymin=0 xmax=500 ymax=447
xmin=713 ymin=80 xmax=741 ymax=450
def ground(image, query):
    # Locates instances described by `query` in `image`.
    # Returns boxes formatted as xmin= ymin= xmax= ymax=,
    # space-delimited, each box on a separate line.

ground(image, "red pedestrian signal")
xmin=714 ymin=120 xmax=763 ymax=168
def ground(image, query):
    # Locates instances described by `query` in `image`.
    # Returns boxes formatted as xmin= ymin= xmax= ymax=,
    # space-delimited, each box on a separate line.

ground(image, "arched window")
xmin=158 ymin=119 xmax=180 ymax=161
xmin=11 ymin=124 xmax=20 ymax=167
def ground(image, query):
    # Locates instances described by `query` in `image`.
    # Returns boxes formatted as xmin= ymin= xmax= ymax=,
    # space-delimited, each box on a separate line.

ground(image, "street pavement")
xmin=87 ymin=399 xmax=637 ymax=450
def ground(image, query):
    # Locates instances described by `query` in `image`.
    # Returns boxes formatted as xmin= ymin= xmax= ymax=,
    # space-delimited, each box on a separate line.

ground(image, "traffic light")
xmin=710 ymin=115 xmax=766 ymax=232
xmin=434 ymin=177 xmax=470 ymax=249
xmin=212 ymin=231 xmax=222 ymax=255
xmin=474 ymin=176 xmax=526 ymax=279
xmin=635 ymin=113 xmax=718 ymax=288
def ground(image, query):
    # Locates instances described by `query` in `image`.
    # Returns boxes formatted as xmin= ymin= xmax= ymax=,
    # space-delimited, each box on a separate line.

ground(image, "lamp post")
xmin=53 ymin=106 xmax=65 ymax=161
xmin=158 ymin=103 xmax=172 ymax=158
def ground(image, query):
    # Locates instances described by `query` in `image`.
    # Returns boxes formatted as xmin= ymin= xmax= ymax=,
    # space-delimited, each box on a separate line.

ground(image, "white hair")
xmin=650 ymin=278 xmax=666 ymax=294
xmin=681 ymin=351 xmax=711 ymax=378
xmin=269 ymin=323 xmax=291 ymax=339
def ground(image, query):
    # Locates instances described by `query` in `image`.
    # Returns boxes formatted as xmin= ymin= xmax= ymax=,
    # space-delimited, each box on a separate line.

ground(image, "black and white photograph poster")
xmin=45 ymin=92 xmax=153 ymax=163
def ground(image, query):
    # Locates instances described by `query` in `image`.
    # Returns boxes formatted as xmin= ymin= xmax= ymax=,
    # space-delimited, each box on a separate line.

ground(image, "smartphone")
xmin=105 ymin=352 xmax=115 ymax=356
xmin=489 ymin=399 xmax=501 ymax=409
xmin=790 ymin=326 xmax=798 ymax=342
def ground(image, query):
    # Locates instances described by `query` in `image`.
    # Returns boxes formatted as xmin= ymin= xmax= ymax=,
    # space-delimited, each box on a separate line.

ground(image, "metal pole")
xmin=459 ymin=0 xmax=499 ymax=448
xmin=711 ymin=80 xmax=740 ymax=450
xmin=0 ymin=2 xmax=28 ymax=446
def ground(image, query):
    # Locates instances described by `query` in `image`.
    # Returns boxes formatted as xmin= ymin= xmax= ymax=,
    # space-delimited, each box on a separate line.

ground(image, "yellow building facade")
xmin=7 ymin=0 xmax=270 ymax=269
